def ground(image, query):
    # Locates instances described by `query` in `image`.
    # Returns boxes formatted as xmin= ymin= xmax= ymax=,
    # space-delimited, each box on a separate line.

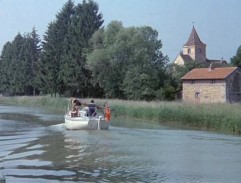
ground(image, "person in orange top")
xmin=104 ymin=103 xmax=111 ymax=122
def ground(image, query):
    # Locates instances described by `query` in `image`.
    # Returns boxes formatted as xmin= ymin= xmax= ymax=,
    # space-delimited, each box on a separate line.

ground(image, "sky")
xmin=1 ymin=0 xmax=241 ymax=63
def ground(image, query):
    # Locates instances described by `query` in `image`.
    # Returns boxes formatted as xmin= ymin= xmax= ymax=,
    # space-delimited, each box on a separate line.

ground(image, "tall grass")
xmin=0 ymin=96 xmax=67 ymax=113
xmin=108 ymin=99 xmax=241 ymax=134
xmin=1 ymin=96 xmax=241 ymax=134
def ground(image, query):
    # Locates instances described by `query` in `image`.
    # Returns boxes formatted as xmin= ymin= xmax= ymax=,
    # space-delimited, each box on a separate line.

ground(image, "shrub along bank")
xmin=0 ymin=96 xmax=241 ymax=135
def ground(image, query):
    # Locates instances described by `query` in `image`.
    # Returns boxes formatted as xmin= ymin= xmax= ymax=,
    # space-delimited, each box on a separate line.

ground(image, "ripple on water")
xmin=1 ymin=105 xmax=241 ymax=182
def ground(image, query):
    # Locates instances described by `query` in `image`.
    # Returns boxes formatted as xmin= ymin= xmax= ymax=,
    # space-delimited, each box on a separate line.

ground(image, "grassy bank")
xmin=1 ymin=96 xmax=241 ymax=134
xmin=0 ymin=96 xmax=67 ymax=113
xmin=110 ymin=100 xmax=241 ymax=134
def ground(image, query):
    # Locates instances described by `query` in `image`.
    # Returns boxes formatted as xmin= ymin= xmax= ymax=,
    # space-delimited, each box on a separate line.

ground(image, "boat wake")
xmin=49 ymin=123 xmax=66 ymax=131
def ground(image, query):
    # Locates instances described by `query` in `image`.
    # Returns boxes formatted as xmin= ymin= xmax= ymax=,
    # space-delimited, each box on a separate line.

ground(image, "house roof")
xmin=184 ymin=26 xmax=206 ymax=46
xmin=181 ymin=67 xmax=238 ymax=80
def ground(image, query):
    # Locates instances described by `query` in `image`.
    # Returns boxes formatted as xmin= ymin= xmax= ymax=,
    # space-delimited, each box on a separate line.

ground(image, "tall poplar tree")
xmin=0 ymin=29 xmax=41 ymax=96
xmin=24 ymin=28 xmax=41 ymax=95
xmin=0 ymin=42 xmax=14 ymax=95
xmin=11 ymin=33 xmax=27 ymax=95
xmin=59 ymin=0 xmax=103 ymax=97
xmin=41 ymin=0 xmax=103 ymax=97
xmin=41 ymin=0 xmax=75 ymax=96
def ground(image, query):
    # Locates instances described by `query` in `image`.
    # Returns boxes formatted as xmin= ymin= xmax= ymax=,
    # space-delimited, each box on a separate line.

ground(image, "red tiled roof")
xmin=184 ymin=26 xmax=206 ymax=46
xmin=181 ymin=67 xmax=238 ymax=80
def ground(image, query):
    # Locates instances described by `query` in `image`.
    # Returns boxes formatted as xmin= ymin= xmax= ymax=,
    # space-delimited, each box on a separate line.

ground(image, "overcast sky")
xmin=1 ymin=0 xmax=241 ymax=62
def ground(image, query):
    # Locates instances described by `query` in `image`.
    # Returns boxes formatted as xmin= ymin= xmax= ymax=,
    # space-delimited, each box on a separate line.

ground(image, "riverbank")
xmin=1 ymin=96 xmax=241 ymax=134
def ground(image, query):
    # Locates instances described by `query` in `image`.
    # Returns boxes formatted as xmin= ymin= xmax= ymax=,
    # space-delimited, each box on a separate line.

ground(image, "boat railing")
xmin=89 ymin=107 xmax=98 ymax=119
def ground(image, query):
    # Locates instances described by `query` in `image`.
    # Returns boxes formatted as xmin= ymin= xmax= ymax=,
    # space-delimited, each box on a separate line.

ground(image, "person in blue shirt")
xmin=88 ymin=99 xmax=97 ymax=117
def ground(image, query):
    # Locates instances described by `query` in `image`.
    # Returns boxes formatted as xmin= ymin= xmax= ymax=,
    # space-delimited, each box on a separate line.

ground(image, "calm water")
xmin=0 ymin=105 xmax=241 ymax=183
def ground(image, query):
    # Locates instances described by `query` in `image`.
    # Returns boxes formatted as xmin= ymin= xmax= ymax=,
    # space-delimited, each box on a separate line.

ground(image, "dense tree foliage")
xmin=40 ymin=0 xmax=103 ymax=97
xmin=0 ymin=0 xmax=104 ymax=97
xmin=87 ymin=21 xmax=168 ymax=100
xmin=231 ymin=46 xmax=241 ymax=68
xmin=0 ymin=0 xmax=197 ymax=101
xmin=0 ymin=28 xmax=41 ymax=96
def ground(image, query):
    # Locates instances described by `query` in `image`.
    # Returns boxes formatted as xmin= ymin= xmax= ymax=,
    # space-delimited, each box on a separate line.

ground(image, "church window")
xmin=188 ymin=49 xmax=191 ymax=54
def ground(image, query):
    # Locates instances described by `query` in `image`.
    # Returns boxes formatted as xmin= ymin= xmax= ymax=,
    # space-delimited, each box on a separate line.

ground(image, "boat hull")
xmin=64 ymin=115 xmax=110 ymax=130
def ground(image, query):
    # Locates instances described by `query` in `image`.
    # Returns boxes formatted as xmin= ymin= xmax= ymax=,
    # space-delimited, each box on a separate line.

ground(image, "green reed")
xmin=1 ymin=96 xmax=241 ymax=134
xmin=0 ymin=96 xmax=67 ymax=113
xmin=108 ymin=100 xmax=241 ymax=134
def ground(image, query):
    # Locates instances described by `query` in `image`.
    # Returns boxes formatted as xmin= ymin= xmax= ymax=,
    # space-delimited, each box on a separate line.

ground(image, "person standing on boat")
xmin=88 ymin=99 xmax=97 ymax=117
xmin=83 ymin=99 xmax=97 ymax=117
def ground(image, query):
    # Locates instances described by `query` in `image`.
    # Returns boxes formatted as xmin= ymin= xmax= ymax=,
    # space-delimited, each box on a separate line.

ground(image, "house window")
xmin=195 ymin=92 xmax=200 ymax=98
xmin=211 ymin=79 xmax=216 ymax=84
xmin=191 ymin=80 xmax=195 ymax=84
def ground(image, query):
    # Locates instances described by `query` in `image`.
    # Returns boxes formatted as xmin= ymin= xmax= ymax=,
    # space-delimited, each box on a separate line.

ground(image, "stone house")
xmin=181 ymin=67 xmax=241 ymax=103
xmin=173 ymin=26 xmax=226 ymax=66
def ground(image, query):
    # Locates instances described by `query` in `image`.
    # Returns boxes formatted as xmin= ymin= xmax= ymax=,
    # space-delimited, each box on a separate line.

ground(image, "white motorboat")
xmin=64 ymin=99 xmax=111 ymax=130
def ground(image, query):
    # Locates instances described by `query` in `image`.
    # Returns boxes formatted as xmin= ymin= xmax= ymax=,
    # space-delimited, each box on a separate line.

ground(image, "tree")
xmin=87 ymin=21 xmax=125 ymax=98
xmin=41 ymin=0 xmax=103 ymax=97
xmin=23 ymin=28 xmax=41 ymax=95
xmin=121 ymin=26 xmax=167 ymax=100
xmin=231 ymin=46 xmax=241 ymax=68
xmin=9 ymin=33 xmax=27 ymax=95
xmin=87 ymin=21 xmax=169 ymax=100
xmin=63 ymin=0 xmax=103 ymax=97
xmin=0 ymin=42 xmax=14 ymax=95
xmin=0 ymin=29 xmax=42 ymax=96
xmin=123 ymin=67 xmax=157 ymax=100
xmin=41 ymin=0 xmax=75 ymax=96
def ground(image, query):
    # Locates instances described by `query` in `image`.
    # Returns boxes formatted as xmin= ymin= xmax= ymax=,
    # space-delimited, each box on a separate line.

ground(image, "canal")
xmin=0 ymin=105 xmax=241 ymax=182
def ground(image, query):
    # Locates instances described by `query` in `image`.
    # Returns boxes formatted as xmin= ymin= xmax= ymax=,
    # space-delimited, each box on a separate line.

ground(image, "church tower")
xmin=183 ymin=26 xmax=206 ymax=63
xmin=173 ymin=26 xmax=226 ymax=66
xmin=174 ymin=26 xmax=208 ymax=65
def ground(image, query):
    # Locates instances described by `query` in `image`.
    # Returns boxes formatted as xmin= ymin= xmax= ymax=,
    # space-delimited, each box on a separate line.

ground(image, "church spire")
xmin=184 ymin=26 xmax=206 ymax=46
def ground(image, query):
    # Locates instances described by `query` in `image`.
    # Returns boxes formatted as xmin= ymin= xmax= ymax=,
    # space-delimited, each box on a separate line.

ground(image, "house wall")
xmin=182 ymin=79 xmax=226 ymax=103
xmin=226 ymin=70 xmax=241 ymax=103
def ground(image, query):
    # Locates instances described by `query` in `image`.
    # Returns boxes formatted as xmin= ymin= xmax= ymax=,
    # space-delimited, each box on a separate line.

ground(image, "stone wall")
xmin=182 ymin=79 xmax=226 ymax=103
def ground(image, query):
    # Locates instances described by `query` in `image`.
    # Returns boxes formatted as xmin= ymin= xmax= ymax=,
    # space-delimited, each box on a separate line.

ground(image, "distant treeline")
xmin=0 ymin=0 xmax=240 ymax=101
xmin=0 ymin=0 xmax=104 ymax=98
